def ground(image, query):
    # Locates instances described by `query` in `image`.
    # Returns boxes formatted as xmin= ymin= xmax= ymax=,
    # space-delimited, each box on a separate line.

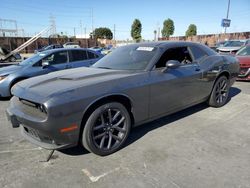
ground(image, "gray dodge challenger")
xmin=7 ymin=42 xmax=239 ymax=156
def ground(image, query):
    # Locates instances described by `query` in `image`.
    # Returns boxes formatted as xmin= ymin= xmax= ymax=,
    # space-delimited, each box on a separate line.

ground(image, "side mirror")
xmin=42 ymin=61 xmax=50 ymax=69
xmin=162 ymin=60 xmax=181 ymax=73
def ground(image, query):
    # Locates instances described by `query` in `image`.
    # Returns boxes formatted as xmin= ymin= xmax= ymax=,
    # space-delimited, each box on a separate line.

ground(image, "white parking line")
xmin=82 ymin=167 xmax=120 ymax=183
xmin=0 ymin=147 xmax=42 ymax=154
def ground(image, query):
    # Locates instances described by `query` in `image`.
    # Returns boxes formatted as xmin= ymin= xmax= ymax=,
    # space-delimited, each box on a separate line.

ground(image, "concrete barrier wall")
xmin=159 ymin=31 xmax=250 ymax=46
xmin=0 ymin=37 xmax=98 ymax=53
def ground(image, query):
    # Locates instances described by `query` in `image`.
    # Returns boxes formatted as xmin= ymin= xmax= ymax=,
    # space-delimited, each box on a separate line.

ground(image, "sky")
xmin=0 ymin=0 xmax=249 ymax=40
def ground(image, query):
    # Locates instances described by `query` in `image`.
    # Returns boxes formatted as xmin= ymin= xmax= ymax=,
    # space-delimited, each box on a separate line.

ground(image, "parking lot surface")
xmin=0 ymin=82 xmax=250 ymax=188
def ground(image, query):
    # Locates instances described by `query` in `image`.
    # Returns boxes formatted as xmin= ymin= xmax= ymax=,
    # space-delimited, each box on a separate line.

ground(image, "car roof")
xmin=38 ymin=48 xmax=94 ymax=54
xmin=125 ymin=41 xmax=206 ymax=48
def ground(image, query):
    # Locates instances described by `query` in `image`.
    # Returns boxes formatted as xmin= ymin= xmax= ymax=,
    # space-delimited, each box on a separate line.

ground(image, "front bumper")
xmin=237 ymin=67 xmax=250 ymax=81
xmin=0 ymin=82 xmax=11 ymax=97
xmin=6 ymin=96 xmax=81 ymax=150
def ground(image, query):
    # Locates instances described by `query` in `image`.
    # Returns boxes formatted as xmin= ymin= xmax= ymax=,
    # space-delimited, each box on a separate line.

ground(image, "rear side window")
xmin=87 ymin=51 xmax=98 ymax=59
xmin=189 ymin=46 xmax=208 ymax=61
xmin=71 ymin=50 xmax=88 ymax=62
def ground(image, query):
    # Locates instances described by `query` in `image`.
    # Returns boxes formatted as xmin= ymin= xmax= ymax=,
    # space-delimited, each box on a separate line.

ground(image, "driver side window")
xmin=42 ymin=51 xmax=68 ymax=65
xmin=155 ymin=47 xmax=193 ymax=69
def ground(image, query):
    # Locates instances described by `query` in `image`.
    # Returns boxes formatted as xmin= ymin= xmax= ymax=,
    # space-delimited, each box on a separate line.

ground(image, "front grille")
xmin=12 ymin=97 xmax=47 ymax=120
xmin=24 ymin=126 xmax=40 ymax=140
xmin=240 ymin=68 xmax=248 ymax=74
xmin=238 ymin=68 xmax=250 ymax=77
xmin=23 ymin=126 xmax=53 ymax=144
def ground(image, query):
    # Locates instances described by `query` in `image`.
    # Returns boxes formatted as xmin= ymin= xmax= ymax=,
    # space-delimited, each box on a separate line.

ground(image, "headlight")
xmin=38 ymin=104 xmax=47 ymax=114
xmin=0 ymin=75 xmax=8 ymax=81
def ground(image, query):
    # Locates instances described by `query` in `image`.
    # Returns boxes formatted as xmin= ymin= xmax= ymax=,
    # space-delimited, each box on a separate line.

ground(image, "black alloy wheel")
xmin=208 ymin=76 xmax=230 ymax=107
xmin=82 ymin=102 xmax=131 ymax=156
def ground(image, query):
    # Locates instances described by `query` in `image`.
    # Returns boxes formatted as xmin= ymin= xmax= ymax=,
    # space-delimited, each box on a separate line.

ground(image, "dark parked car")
xmin=0 ymin=48 xmax=102 ymax=97
xmin=34 ymin=44 xmax=63 ymax=54
xmin=236 ymin=45 xmax=250 ymax=81
xmin=7 ymin=42 xmax=239 ymax=156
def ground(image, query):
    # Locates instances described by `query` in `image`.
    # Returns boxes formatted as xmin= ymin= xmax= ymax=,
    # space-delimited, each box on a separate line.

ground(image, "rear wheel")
xmin=208 ymin=76 xmax=229 ymax=107
xmin=82 ymin=102 xmax=131 ymax=156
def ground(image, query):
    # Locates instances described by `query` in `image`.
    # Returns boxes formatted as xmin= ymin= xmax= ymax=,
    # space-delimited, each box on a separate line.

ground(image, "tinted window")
xmin=189 ymin=46 xmax=208 ymax=61
xmin=71 ymin=50 xmax=87 ymax=61
xmin=87 ymin=51 xmax=97 ymax=59
xmin=155 ymin=47 xmax=193 ymax=68
xmin=42 ymin=51 xmax=68 ymax=65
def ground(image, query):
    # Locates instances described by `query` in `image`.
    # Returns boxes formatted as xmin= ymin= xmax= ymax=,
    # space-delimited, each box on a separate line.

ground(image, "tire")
xmin=208 ymin=76 xmax=230 ymax=107
xmin=82 ymin=102 xmax=131 ymax=156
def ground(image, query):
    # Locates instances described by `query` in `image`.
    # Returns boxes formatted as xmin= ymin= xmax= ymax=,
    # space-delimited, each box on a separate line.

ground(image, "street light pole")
xmin=224 ymin=0 xmax=231 ymax=34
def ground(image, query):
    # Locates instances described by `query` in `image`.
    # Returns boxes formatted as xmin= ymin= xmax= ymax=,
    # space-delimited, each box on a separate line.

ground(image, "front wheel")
xmin=82 ymin=102 xmax=131 ymax=156
xmin=208 ymin=76 xmax=230 ymax=107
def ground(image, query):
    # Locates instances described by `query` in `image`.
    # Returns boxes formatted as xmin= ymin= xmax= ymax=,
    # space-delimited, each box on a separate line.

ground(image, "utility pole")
xmin=224 ymin=0 xmax=230 ymax=34
xmin=91 ymin=8 xmax=94 ymax=37
xmin=113 ymin=24 xmax=116 ymax=46
xmin=49 ymin=14 xmax=56 ymax=36
xmin=154 ymin=30 xmax=157 ymax=41
xmin=158 ymin=27 xmax=160 ymax=40
xmin=0 ymin=18 xmax=18 ymax=37
xmin=73 ymin=27 xmax=76 ymax=37
xmin=80 ymin=20 xmax=83 ymax=37
xmin=84 ymin=27 xmax=87 ymax=47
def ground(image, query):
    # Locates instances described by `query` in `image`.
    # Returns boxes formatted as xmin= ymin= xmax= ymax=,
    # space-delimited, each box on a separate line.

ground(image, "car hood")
xmin=217 ymin=46 xmax=241 ymax=51
xmin=0 ymin=64 xmax=23 ymax=76
xmin=12 ymin=67 xmax=137 ymax=103
xmin=236 ymin=56 xmax=250 ymax=67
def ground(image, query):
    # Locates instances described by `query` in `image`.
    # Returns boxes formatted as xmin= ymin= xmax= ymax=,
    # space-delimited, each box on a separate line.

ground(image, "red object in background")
xmin=236 ymin=56 xmax=250 ymax=81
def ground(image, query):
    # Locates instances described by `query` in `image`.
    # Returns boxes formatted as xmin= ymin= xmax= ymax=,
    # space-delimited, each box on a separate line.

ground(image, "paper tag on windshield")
xmin=136 ymin=47 xmax=154 ymax=51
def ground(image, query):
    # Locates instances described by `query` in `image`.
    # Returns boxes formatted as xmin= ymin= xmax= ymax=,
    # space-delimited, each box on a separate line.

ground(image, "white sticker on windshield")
xmin=39 ymin=53 xmax=46 ymax=56
xmin=136 ymin=47 xmax=154 ymax=51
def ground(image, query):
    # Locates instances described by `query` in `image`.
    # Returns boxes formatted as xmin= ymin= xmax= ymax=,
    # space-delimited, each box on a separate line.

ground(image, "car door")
xmin=44 ymin=50 xmax=70 ymax=70
xmin=149 ymin=46 xmax=204 ymax=118
xmin=26 ymin=50 xmax=70 ymax=77
xmin=69 ymin=49 xmax=91 ymax=68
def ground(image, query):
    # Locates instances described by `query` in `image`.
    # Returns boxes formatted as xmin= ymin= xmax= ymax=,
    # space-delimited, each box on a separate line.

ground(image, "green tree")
xmin=161 ymin=19 xmax=174 ymax=38
xmin=131 ymin=19 xmax=142 ymax=42
xmin=93 ymin=27 xmax=113 ymax=39
xmin=185 ymin=24 xmax=197 ymax=37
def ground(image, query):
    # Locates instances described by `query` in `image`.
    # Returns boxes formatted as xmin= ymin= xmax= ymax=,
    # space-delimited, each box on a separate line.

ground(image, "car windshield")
xmin=19 ymin=52 xmax=49 ymax=66
xmin=236 ymin=46 xmax=250 ymax=56
xmin=92 ymin=45 xmax=158 ymax=70
xmin=224 ymin=41 xmax=244 ymax=47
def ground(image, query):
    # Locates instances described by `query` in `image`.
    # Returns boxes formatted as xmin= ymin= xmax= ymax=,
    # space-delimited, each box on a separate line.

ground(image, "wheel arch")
xmin=209 ymin=70 xmax=230 ymax=98
xmin=9 ymin=76 xmax=29 ymax=93
xmin=79 ymin=94 xmax=135 ymax=140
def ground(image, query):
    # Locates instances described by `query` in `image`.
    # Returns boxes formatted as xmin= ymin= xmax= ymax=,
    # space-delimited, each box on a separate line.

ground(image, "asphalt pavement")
xmin=0 ymin=81 xmax=250 ymax=188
